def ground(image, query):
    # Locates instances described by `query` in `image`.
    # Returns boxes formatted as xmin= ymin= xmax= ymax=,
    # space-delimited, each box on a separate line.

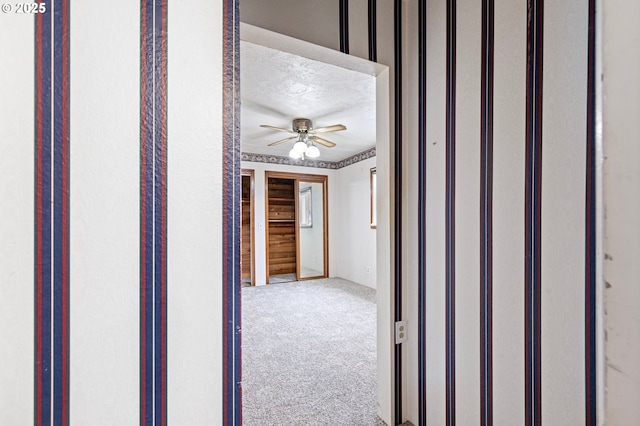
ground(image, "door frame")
xmin=227 ymin=22 xmax=394 ymax=425
xmin=264 ymin=171 xmax=329 ymax=283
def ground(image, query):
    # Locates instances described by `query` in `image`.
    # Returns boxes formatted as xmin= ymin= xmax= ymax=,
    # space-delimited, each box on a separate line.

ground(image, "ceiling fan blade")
xmin=311 ymin=136 xmax=336 ymax=148
xmin=310 ymin=124 xmax=347 ymax=134
xmin=268 ymin=136 xmax=297 ymax=146
xmin=260 ymin=124 xmax=295 ymax=133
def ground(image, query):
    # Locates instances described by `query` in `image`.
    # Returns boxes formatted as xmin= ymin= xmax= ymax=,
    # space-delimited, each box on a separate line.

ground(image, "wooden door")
xmin=266 ymin=177 xmax=297 ymax=281
xmin=265 ymin=171 xmax=329 ymax=283
xmin=241 ymin=171 xmax=254 ymax=285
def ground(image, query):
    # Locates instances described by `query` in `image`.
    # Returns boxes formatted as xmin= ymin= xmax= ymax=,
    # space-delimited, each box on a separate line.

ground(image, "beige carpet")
xmin=241 ymin=277 xmax=377 ymax=425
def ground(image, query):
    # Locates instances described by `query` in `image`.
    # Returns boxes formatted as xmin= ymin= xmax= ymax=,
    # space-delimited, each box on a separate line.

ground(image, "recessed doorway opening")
xmin=236 ymin=23 xmax=392 ymax=425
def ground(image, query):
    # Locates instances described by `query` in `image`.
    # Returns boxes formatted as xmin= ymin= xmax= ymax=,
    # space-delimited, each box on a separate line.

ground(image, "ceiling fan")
xmin=260 ymin=118 xmax=346 ymax=159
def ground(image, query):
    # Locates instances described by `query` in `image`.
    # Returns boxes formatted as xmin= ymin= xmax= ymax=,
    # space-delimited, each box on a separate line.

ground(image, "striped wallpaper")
xmin=324 ymin=0 xmax=597 ymax=424
xmin=139 ymin=0 xmax=168 ymax=424
xmin=0 ymin=0 xmax=598 ymax=424
xmin=2 ymin=0 xmax=224 ymax=424
xmin=34 ymin=1 xmax=70 ymax=424
xmin=413 ymin=0 xmax=596 ymax=424
xmin=223 ymin=0 xmax=242 ymax=424
xmin=330 ymin=0 xmax=597 ymax=425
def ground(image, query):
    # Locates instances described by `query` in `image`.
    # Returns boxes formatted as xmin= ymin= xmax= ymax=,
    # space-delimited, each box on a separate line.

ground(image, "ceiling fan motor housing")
xmin=292 ymin=118 xmax=313 ymax=133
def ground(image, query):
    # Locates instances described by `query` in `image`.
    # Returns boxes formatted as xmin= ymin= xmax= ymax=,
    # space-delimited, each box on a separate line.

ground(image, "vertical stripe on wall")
xmin=34 ymin=1 xmax=70 ymax=424
xmin=223 ymin=0 xmax=242 ymax=424
xmin=140 ymin=0 xmax=168 ymax=424
xmin=585 ymin=0 xmax=597 ymax=423
xmin=417 ymin=0 xmax=427 ymax=424
xmin=445 ymin=0 xmax=456 ymax=424
xmin=340 ymin=0 xmax=349 ymax=54
xmin=480 ymin=0 xmax=494 ymax=424
xmin=393 ymin=0 xmax=403 ymax=423
xmin=524 ymin=1 xmax=543 ymax=425
xmin=368 ymin=0 xmax=377 ymax=62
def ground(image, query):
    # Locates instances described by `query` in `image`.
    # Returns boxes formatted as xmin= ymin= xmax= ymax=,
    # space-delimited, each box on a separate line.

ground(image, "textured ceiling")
xmin=240 ymin=40 xmax=377 ymax=163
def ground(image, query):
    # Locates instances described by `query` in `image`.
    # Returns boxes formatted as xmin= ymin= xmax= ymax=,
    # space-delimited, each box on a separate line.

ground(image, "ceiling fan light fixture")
xmin=261 ymin=118 xmax=343 ymax=158
xmin=293 ymin=140 xmax=307 ymax=153
xmin=289 ymin=147 xmax=303 ymax=159
xmin=305 ymin=145 xmax=320 ymax=158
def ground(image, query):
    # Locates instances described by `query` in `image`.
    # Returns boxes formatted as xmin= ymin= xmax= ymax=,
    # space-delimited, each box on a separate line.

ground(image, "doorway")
xmin=265 ymin=171 xmax=328 ymax=284
xmin=234 ymin=22 xmax=393 ymax=425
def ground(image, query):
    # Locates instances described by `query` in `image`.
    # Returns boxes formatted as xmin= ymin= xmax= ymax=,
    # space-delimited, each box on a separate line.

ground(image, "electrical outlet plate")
xmin=395 ymin=320 xmax=407 ymax=344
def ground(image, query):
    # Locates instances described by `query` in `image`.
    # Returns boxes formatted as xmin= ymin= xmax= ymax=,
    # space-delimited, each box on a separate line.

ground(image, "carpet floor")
xmin=268 ymin=273 xmax=298 ymax=284
xmin=241 ymin=277 xmax=378 ymax=425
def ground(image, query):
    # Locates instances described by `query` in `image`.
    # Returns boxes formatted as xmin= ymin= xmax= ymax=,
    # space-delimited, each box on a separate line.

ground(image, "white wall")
xmin=240 ymin=0 xmax=340 ymax=52
xmin=69 ymin=1 xmax=140 ymax=422
xmin=333 ymin=157 xmax=378 ymax=288
xmin=602 ymin=0 xmax=640 ymax=423
xmin=0 ymin=12 xmax=35 ymax=426
xmin=492 ymin=1 xmax=527 ymax=422
xmin=166 ymin=1 xmax=223 ymax=423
